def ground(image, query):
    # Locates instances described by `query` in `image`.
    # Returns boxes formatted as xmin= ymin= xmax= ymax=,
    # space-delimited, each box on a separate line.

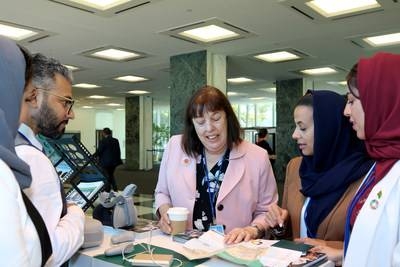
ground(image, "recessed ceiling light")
xmin=306 ymin=0 xmax=380 ymax=18
xmin=127 ymin=90 xmax=150 ymax=95
xmin=106 ymin=103 xmax=121 ymax=106
xmin=327 ymin=81 xmax=347 ymax=85
xmin=255 ymin=51 xmax=300 ymax=63
xmin=81 ymin=46 xmax=145 ymax=62
xmin=363 ymin=32 xmax=400 ymax=47
xmin=161 ymin=18 xmax=254 ymax=45
xmin=64 ymin=65 xmax=80 ymax=71
xmin=73 ymin=83 xmax=100 ymax=88
xmin=114 ymin=75 xmax=148 ymax=82
xmin=249 ymin=97 xmax=266 ymax=100
xmin=300 ymin=67 xmax=337 ymax=75
xmin=227 ymin=77 xmax=254 ymax=83
xmin=0 ymin=23 xmax=37 ymax=41
xmin=87 ymin=95 xmax=109 ymax=99
xmin=258 ymin=87 xmax=277 ymax=92
xmin=82 ymin=105 xmax=93 ymax=109
xmin=68 ymin=0 xmax=131 ymax=11
xmin=92 ymin=48 xmax=140 ymax=60
xmin=179 ymin=25 xmax=239 ymax=43
xmin=116 ymin=108 xmax=125 ymax=111
xmin=227 ymin=92 xmax=239 ymax=96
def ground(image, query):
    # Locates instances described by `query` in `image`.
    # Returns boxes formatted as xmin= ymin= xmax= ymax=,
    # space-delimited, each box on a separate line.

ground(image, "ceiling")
xmin=2 ymin=0 xmax=400 ymax=108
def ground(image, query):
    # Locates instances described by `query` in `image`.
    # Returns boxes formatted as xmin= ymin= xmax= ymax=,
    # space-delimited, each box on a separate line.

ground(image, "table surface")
xmin=70 ymin=226 xmax=334 ymax=267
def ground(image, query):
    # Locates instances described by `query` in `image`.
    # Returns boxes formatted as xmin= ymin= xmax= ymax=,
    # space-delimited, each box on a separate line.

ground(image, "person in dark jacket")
xmin=256 ymin=128 xmax=273 ymax=155
xmin=95 ymin=128 xmax=122 ymax=192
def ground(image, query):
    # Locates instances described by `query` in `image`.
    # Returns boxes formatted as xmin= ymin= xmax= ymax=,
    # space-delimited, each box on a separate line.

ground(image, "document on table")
xmin=259 ymin=246 xmax=302 ymax=267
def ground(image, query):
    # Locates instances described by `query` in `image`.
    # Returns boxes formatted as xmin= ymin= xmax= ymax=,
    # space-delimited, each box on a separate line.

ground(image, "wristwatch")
xmin=250 ymin=223 xmax=264 ymax=238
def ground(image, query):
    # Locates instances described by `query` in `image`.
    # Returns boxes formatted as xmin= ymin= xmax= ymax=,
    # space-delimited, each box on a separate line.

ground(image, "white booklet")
xmin=183 ymin=230 xmax=226 ymax=255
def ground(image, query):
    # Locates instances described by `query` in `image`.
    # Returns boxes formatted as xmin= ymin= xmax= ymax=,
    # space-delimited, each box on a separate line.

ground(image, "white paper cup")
xmin=167 ymin=207 xmax=189 ymax=235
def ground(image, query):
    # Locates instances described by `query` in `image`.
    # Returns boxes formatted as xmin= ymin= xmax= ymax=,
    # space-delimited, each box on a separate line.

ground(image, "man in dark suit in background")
xmin=256 ymin=128 xmax=273 ymax=155
xmin=95 ymin=127 xmax=122 ymax=192
xmin=256 ymin=128 xmax=275 ymax=167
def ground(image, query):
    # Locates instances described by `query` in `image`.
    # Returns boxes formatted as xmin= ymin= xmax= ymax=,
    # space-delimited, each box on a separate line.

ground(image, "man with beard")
xmin=16 ymin=53 xmax=84 ymax=267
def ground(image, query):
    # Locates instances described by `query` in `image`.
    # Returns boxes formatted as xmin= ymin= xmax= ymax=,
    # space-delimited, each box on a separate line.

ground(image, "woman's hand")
xmin=264 ymin=203 xmax=288 ymax=228
xmin=157 ymin=204 xmax=172 ymax=234
xmin=224 ymin=226 xmax=258 ymax=245
xmin=310 ymin=245 xmax=343 ymax=266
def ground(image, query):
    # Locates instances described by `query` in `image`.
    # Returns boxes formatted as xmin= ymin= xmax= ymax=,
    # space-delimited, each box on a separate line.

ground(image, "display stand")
xmin=39 ymin=133 xmax=106 ymax=211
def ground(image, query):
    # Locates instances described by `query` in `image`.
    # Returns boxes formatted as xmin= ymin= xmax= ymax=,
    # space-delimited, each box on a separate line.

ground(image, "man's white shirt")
xmin=16 ymin=123 xmax=84 ymax=266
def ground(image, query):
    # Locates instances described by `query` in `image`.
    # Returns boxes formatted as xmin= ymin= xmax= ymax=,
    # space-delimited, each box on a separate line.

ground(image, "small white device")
xmin=111 ymin=231 xmax=135 ymax=244
xmin=104 ymin=243 xmax=134 ymax=256
xmin=130 ymin=253 xmax=173 ymax=266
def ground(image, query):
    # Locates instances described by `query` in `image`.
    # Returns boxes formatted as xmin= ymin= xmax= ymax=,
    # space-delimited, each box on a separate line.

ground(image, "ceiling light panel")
xmin=350 ymin=30 xmax=400 ymax=49
xmin=279 ymin=0 xmax=385 ymax=22
xmin=161 ymin=18 xmax=255 ymax=44
xmin=306 ymin=0 xmax=381 ymax=18
xmin=127 ymin=90 xmax=150 ymax=94
xmin=180 ymin=25 xmax=239 ymax=43
xmin=82 ymin=46 xmax=145 ymax=62
xmin=300 ymin=67 xmax=338 ymax=75
xmin=73 ymin=83 xmax=100 ymax=88
xmin=69 ymin=0 xmax=131 ymax=11
xmin=227 ymin=77 xmax=254 ymax=83
xmin=50 ymin=0 xmax=161 ymax=17
xmin=106 ymin=103 xmax=122 ymax=106
xmin=64 ymin=64 xmax=80 ymax=71
xmin=363 ymin=32 xmax=400 ymax=47
xmin=88 ymin=95 xmax=109 ymax=99
xmin=254 ymin=51 xmax=302 ymax=63
xmin=0 ymin=21 xmax=49 ymax=42
xmin=114 ymin=75 xmax=148 ymax=82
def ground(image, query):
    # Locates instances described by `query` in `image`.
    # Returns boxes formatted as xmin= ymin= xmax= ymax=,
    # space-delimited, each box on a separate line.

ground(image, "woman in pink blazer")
xmin=155 ymin=86 xmax=278 ymax=244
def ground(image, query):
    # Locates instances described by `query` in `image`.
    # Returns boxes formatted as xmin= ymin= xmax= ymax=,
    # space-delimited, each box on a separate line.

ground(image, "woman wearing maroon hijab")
xmin=341 ymin=52 xmax=400 ymax=266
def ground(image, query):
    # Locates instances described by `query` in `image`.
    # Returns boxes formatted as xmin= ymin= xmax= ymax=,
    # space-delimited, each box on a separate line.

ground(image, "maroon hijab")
xmin=358 ymin=52 xmax=400 ymax=179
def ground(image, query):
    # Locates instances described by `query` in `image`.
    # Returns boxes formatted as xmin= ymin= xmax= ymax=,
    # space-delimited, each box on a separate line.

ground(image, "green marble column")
xmin=170 ymin=50 xmax=226 ymax=135
xmin=125 ymin=96 xmax=140 ymax=169
xmin=275 ymin=78 xmax=303 ymax=182
xmin=170 ymin=50 xmax=207 ymax=135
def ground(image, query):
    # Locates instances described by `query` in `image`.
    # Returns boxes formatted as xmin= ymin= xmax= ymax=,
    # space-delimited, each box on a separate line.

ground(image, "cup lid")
xmin=167 ymin=207 xmax=189 ymax=215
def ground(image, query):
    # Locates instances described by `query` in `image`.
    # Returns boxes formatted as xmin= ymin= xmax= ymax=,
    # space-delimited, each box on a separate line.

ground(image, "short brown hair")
xmin=181 ymin=85 xmax=242 ymax=157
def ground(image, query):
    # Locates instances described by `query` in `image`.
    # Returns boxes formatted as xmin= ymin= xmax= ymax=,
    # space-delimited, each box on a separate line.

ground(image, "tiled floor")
xmin=133 ymin=194 xmax=157 ymax=220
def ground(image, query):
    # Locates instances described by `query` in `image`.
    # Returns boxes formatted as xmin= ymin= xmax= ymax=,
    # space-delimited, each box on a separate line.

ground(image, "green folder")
xmin=271 ymin=240 xmax=312 ymax=255
xmin=94 ymin=243 xmax=208 ymax=266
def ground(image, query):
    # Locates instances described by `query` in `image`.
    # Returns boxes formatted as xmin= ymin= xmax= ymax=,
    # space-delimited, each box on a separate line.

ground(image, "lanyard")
xmin=343 ymin=163 xmax=376 ymax=256
xmin=202 ymin=149 xmax=226 ymax=224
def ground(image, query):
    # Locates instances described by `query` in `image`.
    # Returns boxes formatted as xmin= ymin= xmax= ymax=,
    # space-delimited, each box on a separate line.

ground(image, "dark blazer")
xmin=95 ymin=136 xmax=122 ymax=167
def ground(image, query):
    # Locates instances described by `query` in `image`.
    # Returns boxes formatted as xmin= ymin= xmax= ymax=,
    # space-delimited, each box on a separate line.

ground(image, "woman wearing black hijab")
xmin=265 ymin=90 xmax=373 ymax=251
xmin=0 ymin=36 xmax=51 ymax=266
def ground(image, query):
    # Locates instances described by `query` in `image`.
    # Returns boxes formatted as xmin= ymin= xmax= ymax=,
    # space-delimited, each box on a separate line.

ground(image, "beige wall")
xmin=66 ymin=108 xmax=126 ymax=159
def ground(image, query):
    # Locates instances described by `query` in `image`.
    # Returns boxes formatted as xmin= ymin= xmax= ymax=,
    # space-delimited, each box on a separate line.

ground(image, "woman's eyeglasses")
xmin=36 ymin=87 xmax=75 ymax=114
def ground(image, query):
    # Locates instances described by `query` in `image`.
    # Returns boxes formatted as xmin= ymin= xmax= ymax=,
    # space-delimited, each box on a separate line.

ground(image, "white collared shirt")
xmin=16 ymin=123 xmax=85 ymax=266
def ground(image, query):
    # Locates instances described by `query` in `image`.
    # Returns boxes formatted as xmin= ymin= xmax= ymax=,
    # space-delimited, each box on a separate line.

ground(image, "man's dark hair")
xmin=31 ymin=53 xmax=72 ymax=91
xmin=258 ymin=128 xmax=268 ymax=138
xmin=103 ymin=127 xmax=112 ymax=136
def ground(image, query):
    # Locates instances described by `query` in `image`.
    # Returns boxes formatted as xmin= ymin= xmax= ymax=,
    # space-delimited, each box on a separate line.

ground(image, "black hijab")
xmin=0 ymin=36 xmax=31 ymax=188
xmin=299 ymin=90 xmax=373 ymax=238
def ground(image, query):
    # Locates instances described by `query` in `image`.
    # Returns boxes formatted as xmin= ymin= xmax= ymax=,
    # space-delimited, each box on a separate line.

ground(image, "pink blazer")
xmin=155 ymin=135 xmax=278 ymax=233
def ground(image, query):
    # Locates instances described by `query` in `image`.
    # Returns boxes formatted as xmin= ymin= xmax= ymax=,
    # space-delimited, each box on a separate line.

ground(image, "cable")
xmin=122 ymin=224 xmax=183 ymax=267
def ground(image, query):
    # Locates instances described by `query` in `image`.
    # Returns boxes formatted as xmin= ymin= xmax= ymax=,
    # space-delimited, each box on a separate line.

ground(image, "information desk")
xmin=70 ymin=226 xmax=334 ymax=267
